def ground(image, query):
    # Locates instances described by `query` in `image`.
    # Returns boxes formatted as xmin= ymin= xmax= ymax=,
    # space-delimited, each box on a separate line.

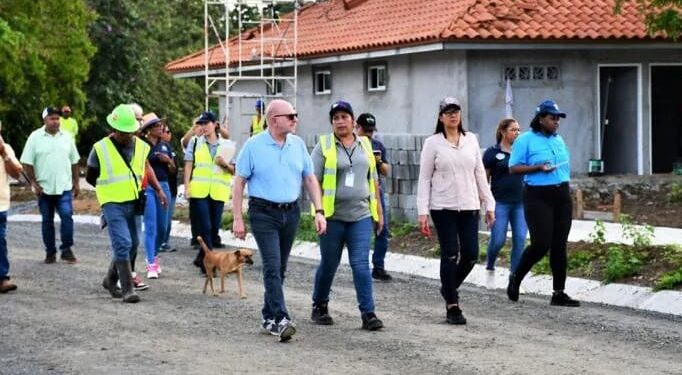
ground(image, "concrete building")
xmin=167 ymin=0 xmax=682 ymax=176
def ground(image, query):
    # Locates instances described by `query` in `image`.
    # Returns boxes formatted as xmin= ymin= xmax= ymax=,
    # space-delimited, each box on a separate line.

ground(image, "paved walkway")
xmin=8 ymin=213 xmax=682 ymax=317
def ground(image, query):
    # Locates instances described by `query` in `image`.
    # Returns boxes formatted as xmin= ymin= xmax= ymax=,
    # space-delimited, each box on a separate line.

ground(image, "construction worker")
xmin=59 ymin=105 xmax=79 ymax=141
xmin=86 ymin=104 xmax=167 ymax=303
xmin=250 ymin=99 xmax=267 ymax=136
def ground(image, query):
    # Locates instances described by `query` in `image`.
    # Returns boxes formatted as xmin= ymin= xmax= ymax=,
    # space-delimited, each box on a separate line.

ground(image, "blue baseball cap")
xmin=196 ymin=111 xmax=217 ymax=124
xmin=255 ymin=99 xmax=264 ymax=109
xmin=535 ymin=99 xmax=566 ymax=118
xmin=329 ymin=100 xmax=354 ymax=119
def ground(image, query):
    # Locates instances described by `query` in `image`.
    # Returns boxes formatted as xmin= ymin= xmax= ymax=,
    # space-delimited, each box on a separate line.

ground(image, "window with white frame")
xmin=504 ymin=64 xmax=560 ymax=82
xmin=314 ymin=69 xmax=331 ymax=95
xmin=367 ymin=64 xmax=387 ymax=91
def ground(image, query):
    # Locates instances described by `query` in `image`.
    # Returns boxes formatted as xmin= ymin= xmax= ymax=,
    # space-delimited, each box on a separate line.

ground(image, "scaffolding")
xmin=203 ymin=0 xmax=299 ymax=117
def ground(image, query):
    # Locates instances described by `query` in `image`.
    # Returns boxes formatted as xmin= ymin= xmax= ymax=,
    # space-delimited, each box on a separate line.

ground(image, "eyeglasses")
xmin=274 ymin=113 xmax=298 ymax=121
xmin=441 ymin=109 xmax=461 ymax=116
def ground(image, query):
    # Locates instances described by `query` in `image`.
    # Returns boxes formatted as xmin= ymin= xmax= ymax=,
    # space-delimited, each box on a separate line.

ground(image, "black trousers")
xmin=514 ymin=183 xmax=572 ymax=291
xmin=430 ymin=209 xmax=480 ymax=304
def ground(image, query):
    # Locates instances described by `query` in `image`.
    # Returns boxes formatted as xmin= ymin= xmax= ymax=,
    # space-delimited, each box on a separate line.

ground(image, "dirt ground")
xmin=2 ymin=222 xmax=681 ymax=374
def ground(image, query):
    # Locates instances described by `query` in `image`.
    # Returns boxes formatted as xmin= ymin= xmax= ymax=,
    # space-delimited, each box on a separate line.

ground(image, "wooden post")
xmin=613 ymin=191 xmax=622 ymax=220
xmin=575 ymin=188 xmax=584 ymax=219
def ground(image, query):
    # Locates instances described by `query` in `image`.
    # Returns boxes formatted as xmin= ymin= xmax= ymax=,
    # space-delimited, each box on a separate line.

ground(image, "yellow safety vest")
xmin=317 ymin=134 xmax=378 ymax=221
xmin=94 ymin=137 xmax=150 ymax=205
xmin=188 ymin=139 xmax=232 ymax=202
xmin=251 ymin=115 xmax=265 ymax=135
xmin=60 ymin=117 xmax=79 ymax=138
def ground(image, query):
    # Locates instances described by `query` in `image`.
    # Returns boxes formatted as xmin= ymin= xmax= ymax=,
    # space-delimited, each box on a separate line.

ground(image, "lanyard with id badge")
xmin=338 ymin=136 xmax=357 ymax=188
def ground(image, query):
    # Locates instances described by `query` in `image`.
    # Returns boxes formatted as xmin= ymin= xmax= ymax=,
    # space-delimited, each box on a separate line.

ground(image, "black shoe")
xmin=507 ymin=273 xmax=520 ymax=302
xmin=446 ymin=305 xmax=467 ymax=325
xmin=361 ymin=312 xmax=384 ymax=331
xmin=372 ymin=268 xmax=393 ymax=282
xmin=550 ymin=291 xmax=581 ymax=307
xmin=44 ymin=252 xmax=56 ymax=264
xmin=311 ymin=302 xmax=334 ymax=325
xmin=61 ymin=250 xmax=77 ymax=264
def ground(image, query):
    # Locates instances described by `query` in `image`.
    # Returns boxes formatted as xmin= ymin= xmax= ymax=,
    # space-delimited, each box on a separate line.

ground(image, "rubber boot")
xmin=102 ymin=261 xmax=122 ymax=298
xmin=115 ymin=260 xmax=140 ymax=303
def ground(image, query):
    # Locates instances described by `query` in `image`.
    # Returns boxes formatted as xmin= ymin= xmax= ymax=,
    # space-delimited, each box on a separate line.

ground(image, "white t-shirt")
xmin=0 ymin=145 xmax=21 ymax=212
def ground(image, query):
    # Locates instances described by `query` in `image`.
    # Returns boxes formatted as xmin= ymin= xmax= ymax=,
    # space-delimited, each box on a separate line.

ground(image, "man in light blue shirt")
xmin=232 ymin=99 xmax=326 ymax=343
xmin=21 ymin=107 xmax=80 ymax=264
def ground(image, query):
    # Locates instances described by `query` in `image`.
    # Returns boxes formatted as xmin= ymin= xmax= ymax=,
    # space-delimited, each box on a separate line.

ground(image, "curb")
xmin=9 ymin=214 xmax=682 ymax=317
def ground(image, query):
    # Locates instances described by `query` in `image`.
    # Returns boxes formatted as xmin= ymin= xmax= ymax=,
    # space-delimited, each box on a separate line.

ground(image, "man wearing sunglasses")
xmin=232 ymin=99 xmax=326 ymax=342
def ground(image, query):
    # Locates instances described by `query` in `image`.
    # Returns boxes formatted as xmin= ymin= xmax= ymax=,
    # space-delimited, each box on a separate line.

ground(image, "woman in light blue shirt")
xmin=506 ymin=99 xmax=580 ymax=307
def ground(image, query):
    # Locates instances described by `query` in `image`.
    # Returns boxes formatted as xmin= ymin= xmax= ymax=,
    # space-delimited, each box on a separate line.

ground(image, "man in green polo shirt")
xmin=20 ymin=107 xmax=80 ymax=264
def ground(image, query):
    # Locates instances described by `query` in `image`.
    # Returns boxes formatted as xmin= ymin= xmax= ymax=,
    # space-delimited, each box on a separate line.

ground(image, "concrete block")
xmin=383 ymin=135 xmax=397 ymax=149
xmin=409 ymin=165 xmax=420 ymax=179
xmin=394 ymin=165 xmax=410 ymax=179
xmin=409 ymin=150 xmax=421 ymax=165
xmin=403 ymin=195 xmax=417 ymax=210
xmin=398 ymin=150 xmax=409 ymax=165
xmin=399 ymin=180 xmax=412 ymax=195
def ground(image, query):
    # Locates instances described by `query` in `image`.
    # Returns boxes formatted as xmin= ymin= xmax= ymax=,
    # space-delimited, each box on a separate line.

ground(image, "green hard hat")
xmin=106 ymin=104 xmax=139 ymax=133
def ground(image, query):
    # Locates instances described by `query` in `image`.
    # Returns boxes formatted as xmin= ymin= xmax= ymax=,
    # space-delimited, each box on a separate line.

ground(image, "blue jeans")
xmin=313 ymin=217 xmax=375 ymax=314
xmin=0 ymin=212 xmax=9 ymax=279
xmin=102 ymin=202 xmax=140 ymax=262
xmin=38 ymin=190 xmax=74 ymax=254
xmin=372 ymin=189 xmax=390 ymax=269
xmin=248 ymin=203 xmax=300 ymax=322
xmin=486 ymin=202 xmax=528 ymax=272
xmin=189 ymin=197 xmax=224 ymax=249
xmin=430 ymin=209 xmax=480 ymax=304
xmin=163 ymin=195 xmax=177 ymax=245
xmin=143 ymin=182 xmax=171 ymax=263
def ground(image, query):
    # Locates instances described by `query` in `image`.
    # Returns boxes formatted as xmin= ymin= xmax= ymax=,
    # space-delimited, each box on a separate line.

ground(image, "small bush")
xmin=296 ymin=214 xmax=319 ymax=243
xmin=603 ymin=246 xmax=642 ymax=283
xmin=654 ymin=269 xmax=682 ymax=291
xmin=568 ymin=250 xmax=594 ymax=272
xmin=531 ymin=255 xmax=551 ymax=275
xmin=619 ymin=214 xmax=654 ymax=248
xmin=221 ymin=211 xmax=249 ymax=231
xmin=668 ymin=183 xmax=682 ymax=203
xmin=589 ymin=220 xmax=607 ymax=245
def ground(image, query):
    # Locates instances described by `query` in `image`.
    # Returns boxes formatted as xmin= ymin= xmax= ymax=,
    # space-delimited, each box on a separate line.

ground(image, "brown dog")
xmin=197 ymin=236 xmax=254 ymax=298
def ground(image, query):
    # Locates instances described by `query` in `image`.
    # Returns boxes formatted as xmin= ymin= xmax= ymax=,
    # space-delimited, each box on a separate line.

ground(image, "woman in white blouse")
xmin=416 ymin=97 xmax=495 ymax=325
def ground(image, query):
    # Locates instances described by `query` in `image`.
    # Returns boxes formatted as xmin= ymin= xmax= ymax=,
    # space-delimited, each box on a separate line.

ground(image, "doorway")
xmin=651 ymin=65 xmax=682 ymax=173
xmin=598 ymin=66 xmax=640 ymax=174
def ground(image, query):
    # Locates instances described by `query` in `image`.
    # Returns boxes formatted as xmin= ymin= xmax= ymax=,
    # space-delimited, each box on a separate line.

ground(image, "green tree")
xmin=0 ymin=0 xmax=95 ymax=147
xmin=616 ymin=0 xmax=682 ymax=40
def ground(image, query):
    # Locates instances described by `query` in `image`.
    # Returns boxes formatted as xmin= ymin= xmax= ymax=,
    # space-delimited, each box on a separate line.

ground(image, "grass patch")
xmin=296 ymin=214 xmax=319 ymax=243
xmin=654 ymin=269 xmax=682 ymax=291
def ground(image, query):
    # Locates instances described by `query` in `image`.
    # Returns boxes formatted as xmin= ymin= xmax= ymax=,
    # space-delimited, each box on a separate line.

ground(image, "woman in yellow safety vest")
xmin=250 ymin=99 xmax=267 ymax=136
xmin=183 ymin=111 xmax=235 ymax=273
xmin=309 ymin=100 xmax=385 ymax=331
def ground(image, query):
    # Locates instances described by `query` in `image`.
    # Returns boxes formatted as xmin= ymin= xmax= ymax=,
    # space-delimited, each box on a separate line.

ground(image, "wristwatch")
xmin=315 ymin=209 xmax=325 ymax=215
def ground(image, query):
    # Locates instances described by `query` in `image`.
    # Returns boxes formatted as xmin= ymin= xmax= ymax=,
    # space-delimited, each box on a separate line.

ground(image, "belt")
xmin=525 ymin=181 xmax=569 ymax=189
xmin=249 ymin=197 xmax=298 ymax=210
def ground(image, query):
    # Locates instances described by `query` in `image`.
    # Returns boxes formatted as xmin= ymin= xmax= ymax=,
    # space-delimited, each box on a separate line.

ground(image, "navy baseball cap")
xmin=356 ymin=113 xmax=377 ymax=131
xmin=42 ymin=106 xmax=62 ymax=119
xmin=535 ymin=99 xmax=566 ymax=118
xmin=196 ymin=111 xmax=217 ymax=124
xmin=329 ymin=100 xmax=354 ymax=118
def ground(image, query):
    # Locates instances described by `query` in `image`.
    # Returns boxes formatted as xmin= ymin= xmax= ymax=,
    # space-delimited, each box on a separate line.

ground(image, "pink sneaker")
xmin=154 ymin=256 xmax=162 ymax=274
xmin=132 ymin=272 xmax=149 ymax=291
xmin=146 ymin=263 xmax=159 ymax=279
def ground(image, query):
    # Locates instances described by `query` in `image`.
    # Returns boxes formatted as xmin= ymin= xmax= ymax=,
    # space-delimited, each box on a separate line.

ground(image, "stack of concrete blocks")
xmin=300 ymin=133 xmax=426 ymax=224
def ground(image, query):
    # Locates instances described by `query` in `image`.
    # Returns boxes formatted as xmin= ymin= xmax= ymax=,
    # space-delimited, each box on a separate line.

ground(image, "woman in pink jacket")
xmin=417 ymin=97 xmax=495 ymax=325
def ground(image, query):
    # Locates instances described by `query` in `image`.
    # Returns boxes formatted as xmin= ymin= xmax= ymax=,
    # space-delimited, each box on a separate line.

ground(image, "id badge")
xmin=344 ymin=171 xmax=355 ymax=187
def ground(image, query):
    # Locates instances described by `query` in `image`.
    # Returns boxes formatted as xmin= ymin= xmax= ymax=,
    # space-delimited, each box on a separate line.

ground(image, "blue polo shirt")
xmin=509 ymin=130 xmax=570 ymax=186
xmin=235 ymin=130 xmax=313 ymax=203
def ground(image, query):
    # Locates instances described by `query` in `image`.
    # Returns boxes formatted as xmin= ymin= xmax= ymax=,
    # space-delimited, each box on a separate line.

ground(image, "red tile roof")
xmin=166 ymin=0 xmax=662 ymax=73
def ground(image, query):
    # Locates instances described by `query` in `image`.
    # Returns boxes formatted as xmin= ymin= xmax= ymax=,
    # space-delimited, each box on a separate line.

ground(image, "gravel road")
xmin=2 ymin=222 xmax=681 ymax=374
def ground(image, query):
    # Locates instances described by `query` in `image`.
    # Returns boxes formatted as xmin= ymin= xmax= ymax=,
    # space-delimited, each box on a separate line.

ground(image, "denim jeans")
xmin=248 ymin=202 xmax=300 ymax=321
xmin=313 ymin=217 xmax=375 ymax=314
xmin=0 ymin=212 xmax=9 ymax=279
xmin=163 ymin=195 xmax=177 ymax=245
xmin=189 ymin=197 xmax=224 ymax=249
xmin=372 ymin=189 xmax=390 ymax=270
xmin=38 ymin=190 xmax=74 ymax=254
xmin=143 ymin=182 xmax=171 ymax=263
xmin=102 ymin=202 xmax=140 ymax=262
xmin=486 ymin=201 xmax=528 ymax=272
xmin=430 ymin=209 xmax=480 ymax=304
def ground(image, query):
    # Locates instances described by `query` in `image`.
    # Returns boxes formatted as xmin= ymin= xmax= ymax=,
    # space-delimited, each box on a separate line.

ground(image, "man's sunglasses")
xmin=274 ymin=113 xmax=298 ymax=121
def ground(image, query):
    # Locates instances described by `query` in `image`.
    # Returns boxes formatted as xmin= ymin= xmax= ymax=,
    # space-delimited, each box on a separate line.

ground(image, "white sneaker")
xmin=277 ymin=317 xmax=296 ymax=342
xmin=485 ymin=270 xmax=496 ymax=290
xmin=146 ymin=263 xmax=159 ymax=279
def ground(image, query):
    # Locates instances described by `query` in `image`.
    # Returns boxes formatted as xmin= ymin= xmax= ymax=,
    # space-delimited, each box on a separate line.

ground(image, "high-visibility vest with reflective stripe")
xmin=188 ymin=140 xmax=232 ymax=202
xmin=251 ymin=115 xmax=265 ymax=135
xmin=318 ymin=134 xmax=378 ymax=221
xmin=94 ymin=137 xmax=150 ymax=205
